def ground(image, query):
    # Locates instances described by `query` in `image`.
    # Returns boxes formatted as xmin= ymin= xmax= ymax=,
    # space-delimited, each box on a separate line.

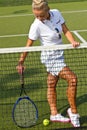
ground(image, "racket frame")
xmin=12 ymin=69 xmax=38 ymax=128
xmin=12 ymin=96 xmax=38 ymax=128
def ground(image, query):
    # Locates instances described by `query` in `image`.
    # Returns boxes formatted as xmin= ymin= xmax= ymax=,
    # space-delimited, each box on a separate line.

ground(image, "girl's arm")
xmin=18 ymin=39 xmax=34 ymax=65
xmin=62 ymin=23 xmax=80 ymax=47
xmin=17 ymin=39 xmax=34 ymax=74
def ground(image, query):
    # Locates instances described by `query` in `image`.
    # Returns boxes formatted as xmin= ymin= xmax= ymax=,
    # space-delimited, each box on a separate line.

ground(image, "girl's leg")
xmin=47 ymin=73 xmax=58 ymax=115
xmin=47 ymin=72 xmax=70 ymax=123
xmin=59 ymin=66 xmax=78 ymax=114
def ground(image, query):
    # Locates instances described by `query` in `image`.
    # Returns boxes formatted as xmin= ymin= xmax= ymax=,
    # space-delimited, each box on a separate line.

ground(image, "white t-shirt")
xmin=28 ymin=9 xmax=66 ymax=76
xmin=29 ymin=9 xmax=65 ymax=46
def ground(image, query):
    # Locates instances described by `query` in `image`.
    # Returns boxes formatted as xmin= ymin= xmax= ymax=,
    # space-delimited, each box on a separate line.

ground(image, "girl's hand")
xmin=16 ymin=64 xmax=25 ymax=75
xmin=72 ymin=41 xmax=80 ymax=48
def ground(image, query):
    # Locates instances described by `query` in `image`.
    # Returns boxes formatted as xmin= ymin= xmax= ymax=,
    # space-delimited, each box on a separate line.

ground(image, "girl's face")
xmin=33 ymin=9 xmax=50 ymax=21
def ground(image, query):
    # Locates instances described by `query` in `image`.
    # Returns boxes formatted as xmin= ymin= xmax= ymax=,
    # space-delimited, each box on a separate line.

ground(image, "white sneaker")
xmin=67 ymin=108 xmax=80 ymax=127
xmin=50 ymin=114 xmax=70 ymax=123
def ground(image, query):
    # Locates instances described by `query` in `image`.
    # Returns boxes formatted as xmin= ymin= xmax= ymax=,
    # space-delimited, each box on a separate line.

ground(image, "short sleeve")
xmin=58 ymin=10 xmax=65 ymax=24
xmin=28 ymin=23 xmax=39 ymax=40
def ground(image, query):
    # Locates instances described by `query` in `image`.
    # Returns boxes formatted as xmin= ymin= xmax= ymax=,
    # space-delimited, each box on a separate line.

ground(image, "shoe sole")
xmin=50 ymin=120 xmax=70 ymax=123
xmin=67 ymin=109 xmax=80 ymax=128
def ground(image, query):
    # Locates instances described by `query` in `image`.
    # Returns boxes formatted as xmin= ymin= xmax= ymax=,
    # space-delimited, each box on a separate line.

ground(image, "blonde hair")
xmin=32 ymin=0 xmax=49 ymax=11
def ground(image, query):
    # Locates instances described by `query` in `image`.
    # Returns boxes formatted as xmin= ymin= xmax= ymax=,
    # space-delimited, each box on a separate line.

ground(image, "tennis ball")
xmin=43 ymin=119 xmax=50 ymax=126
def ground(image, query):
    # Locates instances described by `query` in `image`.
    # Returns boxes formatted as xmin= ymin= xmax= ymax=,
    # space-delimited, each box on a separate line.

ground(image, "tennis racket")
xmin=12 ymin=68 xmax=38 ymax=128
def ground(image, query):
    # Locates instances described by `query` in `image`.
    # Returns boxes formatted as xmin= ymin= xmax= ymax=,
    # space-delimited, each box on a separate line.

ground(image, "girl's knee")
xmin=47 ymin=73 xmax=58 ymax=87
xmin=69 ymin=74 xmax=77 ymax=87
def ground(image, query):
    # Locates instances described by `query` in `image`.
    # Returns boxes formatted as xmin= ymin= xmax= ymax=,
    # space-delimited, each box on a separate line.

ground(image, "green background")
xmin=0 ymin=1 xmax=87 ymax=130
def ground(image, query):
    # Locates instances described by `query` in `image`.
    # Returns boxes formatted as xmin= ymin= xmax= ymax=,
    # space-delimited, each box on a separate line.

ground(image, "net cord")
xmin=0 ymin=42 xmax=87 ymax=54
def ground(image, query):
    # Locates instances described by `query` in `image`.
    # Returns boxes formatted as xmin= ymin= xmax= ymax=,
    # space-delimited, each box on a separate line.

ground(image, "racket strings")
xmin=14 ymin=99 xmax=37 ymax=127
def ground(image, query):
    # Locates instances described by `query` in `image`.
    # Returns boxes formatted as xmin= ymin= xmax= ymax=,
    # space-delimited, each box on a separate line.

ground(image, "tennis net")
xmin=0 ymin=43 xmax=87 ymax=130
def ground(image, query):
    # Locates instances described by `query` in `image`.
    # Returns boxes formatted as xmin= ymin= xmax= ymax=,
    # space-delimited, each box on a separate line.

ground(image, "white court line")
xmin=0 ymin=34 xmax=28 ymax=38
xmin=0 ymin=10 xmax=87 ymax=18
xmin=74 ymin=29 xmax=87 ymax=32
xmin=0 ymin=29 xmax=87 ymax=38
xmin=62 ymin=10 xmax=87 ymax=14
xmin=73 ymin=31 xmax=87 ymax=43
xmin=0 ymin=13 xmax=33 ymax=18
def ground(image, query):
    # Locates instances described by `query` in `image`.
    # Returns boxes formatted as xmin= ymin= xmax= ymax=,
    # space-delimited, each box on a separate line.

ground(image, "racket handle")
xmin=20 ymin=67 xmax=24 ymax=84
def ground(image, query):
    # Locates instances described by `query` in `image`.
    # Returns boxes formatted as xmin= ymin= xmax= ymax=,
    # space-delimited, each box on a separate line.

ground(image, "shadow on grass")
xmin=53 ymin=126 xmax=87 ymax=130
xmin=13 ymin=9 xmax=28 ymax=14
xmin=61 ymin=94 xmax=87 ymax=126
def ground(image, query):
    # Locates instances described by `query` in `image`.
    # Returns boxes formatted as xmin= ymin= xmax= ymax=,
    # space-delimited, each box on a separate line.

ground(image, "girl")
xmin=17 ymin=0 xmax=80 ymax=127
